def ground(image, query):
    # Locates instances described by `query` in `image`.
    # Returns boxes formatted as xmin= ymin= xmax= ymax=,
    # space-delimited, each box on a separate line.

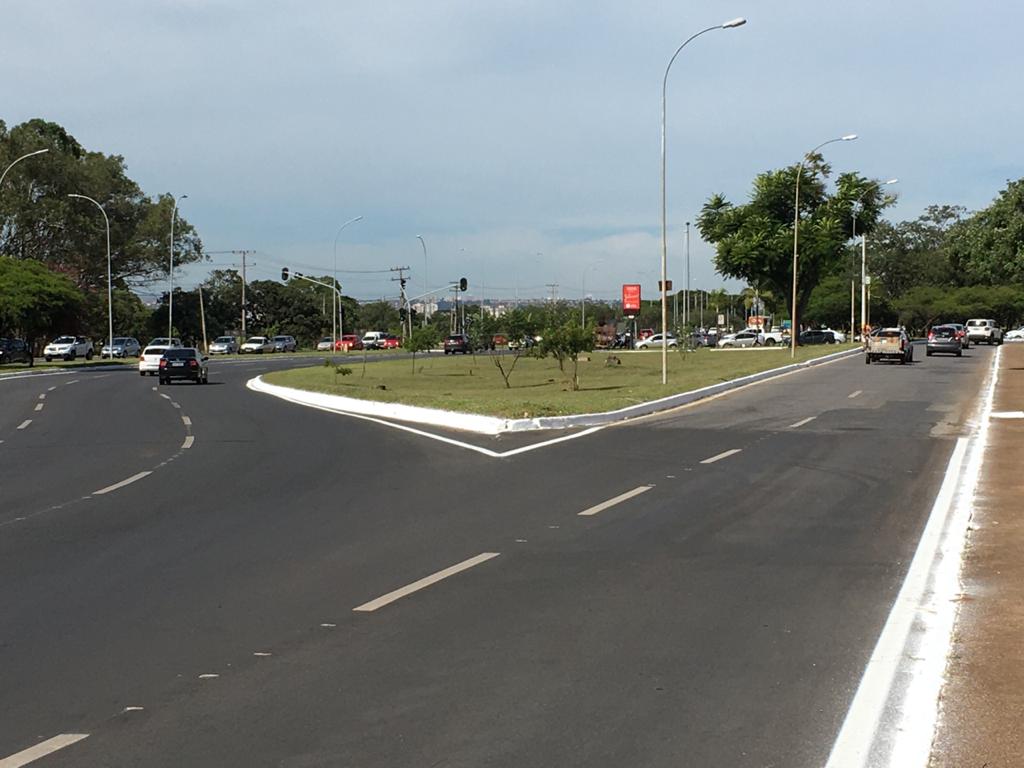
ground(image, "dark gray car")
xmin=926 ymin=325 xmax=962 ymax=357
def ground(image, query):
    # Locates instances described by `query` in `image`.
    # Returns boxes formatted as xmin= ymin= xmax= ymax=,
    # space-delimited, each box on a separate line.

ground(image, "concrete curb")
xmin=248 ymin=347 xmax=862 ymax=434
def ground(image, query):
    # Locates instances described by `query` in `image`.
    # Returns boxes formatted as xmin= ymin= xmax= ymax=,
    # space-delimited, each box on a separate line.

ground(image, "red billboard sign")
xmin=622 ymin=284 xmax=641 ymax=314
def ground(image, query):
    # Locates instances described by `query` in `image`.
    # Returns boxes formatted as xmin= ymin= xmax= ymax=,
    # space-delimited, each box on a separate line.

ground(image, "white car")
xmin=147 ymin=337 xmax=182 ymax=348
xmin=361 ymin=331 xmax=387 ymax=350
xmin=1004 ymin=326 xmax=1024 ymax=342
xmin=240 ymin=336 xmax=275 ymax=354
xmin=44 ymin=335 xmax=93 ymax=361
xmin=717 ymin=330 xmax=763 ymax=348
xmin=316 ymin=337 xmax=334 ymax=351
xmin=101 ymin=337 xmax=141 ymax=358
xmin=820 ymin=327 xmax=846 ymax=343
xmin=634 ymin=333 xmax=678 ymax=349
xmin=139 ymin=345 xmax=171 ymax=376
xmin=965 ymin=318 xmax=1002 ymax=345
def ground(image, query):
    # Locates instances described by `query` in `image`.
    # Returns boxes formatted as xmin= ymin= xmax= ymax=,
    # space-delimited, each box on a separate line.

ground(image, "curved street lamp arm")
xmin=0 ymin=149 xmax=49 ymax=189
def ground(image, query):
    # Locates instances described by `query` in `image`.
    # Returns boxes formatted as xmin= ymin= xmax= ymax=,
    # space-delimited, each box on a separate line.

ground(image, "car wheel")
xmin=926 ymin=350 xmax=932 ymax=356
xmin=957 ymin=350 xmax=962 ymax=357
xmin=865 ymin=355 xmax=871 ymax=365
xmin=45 ymin=356 xmax=52 ymax=362
xmin=139 ymin=371 xmax=145 ymax=376
xmin=86 ymin=349 xmax=93 ymax=360
xmin=765 ymin=338 xmax=776 ymax=346
xmin=68 ymin=351 xmax=76 ymax=361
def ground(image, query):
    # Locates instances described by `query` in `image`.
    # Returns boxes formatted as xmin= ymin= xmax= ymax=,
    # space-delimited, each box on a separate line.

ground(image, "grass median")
xmin=262 ymin=345 xmax=857 ymax=419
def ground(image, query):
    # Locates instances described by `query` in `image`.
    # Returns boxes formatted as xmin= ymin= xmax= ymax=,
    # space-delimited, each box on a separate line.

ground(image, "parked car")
xmin=209 ymin=336 xmax=239 ymax=355
xmin=100 ymin=337 xmax=141 ymax=358
xmin=1005 ymin=326 xmax=1024 ymax=342
xmin=272 ymin=335 xmax=297 ymax=352
xmin=240 ymin=336 xmax=274 ymax=354
xmin=926 ymin=325 xmax=963 ymax=357
xmin=508 ymin=336 xmax=536 ymax=351
xmin=337 ymin=334 xmax=363 ymax=351
xmin=820 ymin=327 xmax=846 ymax=343
xmin=0 ymin=338 xmax=33 ymax=366
xmin=147 ymin=337 xmax=181 ymax=348
xmin=759 ymin=327 xmax=786 ymax=346
xmin=797 ymin=329 xmax=836 ymax=345
xmin=444 ymin=334 xmax=471 ymax=354
xmin=139 ymin=345 xmax=171 ymax=376
xmin=965 ymin=318 xmax=1002 ymax=345
xmin=158 ymin=347 xmax=209 ymax=384
xmin=637 ymin=328 xmax=655 ymax=340
xmin=381 ymin=334 xmax=402 ymax=350
xmin=865 ymin=327 xmax=914 ymax=364
xmin=44 ymin=335 xmax=93 ymax=361
xmin=316 ymin=337 xmax=334 ymax=351
xmin=361 ymin=331 xmax=387 ymax=350
xmin=718 ymin=330 xmax=763 ymax=348
xmin=635 ymin=332 xmax=679 ymax=350
xmin=492 ymin=334 xmax=508 ymax=348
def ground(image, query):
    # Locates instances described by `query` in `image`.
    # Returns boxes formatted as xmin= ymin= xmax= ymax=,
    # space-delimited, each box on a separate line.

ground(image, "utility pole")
xmin=198 ymin=285 xmax=208 ymax=353
xmin=390 ymin=265 xmax=412 ymax=338
xmin=685 ymin=222 xmax=691 ymax=327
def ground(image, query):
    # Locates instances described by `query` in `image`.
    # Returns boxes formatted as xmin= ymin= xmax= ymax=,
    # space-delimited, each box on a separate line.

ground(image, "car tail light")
xmin=159 ymin=359 xmax=167 ymax=367
xmin=928 ymin=332 xmax=934 ymax=341
xmin=189 ymin=359 xmax=198 ymax=367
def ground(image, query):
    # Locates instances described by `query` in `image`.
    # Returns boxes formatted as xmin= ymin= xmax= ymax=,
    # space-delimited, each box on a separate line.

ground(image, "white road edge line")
xmin=578 ymin=485 xmax=654 ymax=517
xmin=16 ymin=420 xmax=31 ymax=430
xmin=788 ymin=416 xmax=816 ymax=428
xmin=991 ymin=410 xmax=1024 ymax=419
xmin=182 ymin=435 xmax=195 ymax=449
xmin=93 ymin=471 xmax=152 ymax=496
xmin=700 ymin=448 xmax=742 ymax=465
xmin=825 ymin=345 xmax=1002 ymax=768
xmin=848 ymin=389 xmax=863 ymax=399
xmin=181 ymin=415 xmax=192 ymax=426
xmin=353 ymin=552 xmax=500 ymax=612
xmin=0 ymin=734 xmax=89 ymax=768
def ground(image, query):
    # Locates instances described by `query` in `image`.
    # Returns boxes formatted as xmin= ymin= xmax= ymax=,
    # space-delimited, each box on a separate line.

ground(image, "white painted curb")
xmin=248 ymin=347 xmax=861 ymax=434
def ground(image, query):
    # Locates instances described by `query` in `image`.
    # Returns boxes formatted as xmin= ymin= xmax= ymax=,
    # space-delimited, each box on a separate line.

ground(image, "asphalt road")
xmin=0 ymin=345 xmax=993 ymax=766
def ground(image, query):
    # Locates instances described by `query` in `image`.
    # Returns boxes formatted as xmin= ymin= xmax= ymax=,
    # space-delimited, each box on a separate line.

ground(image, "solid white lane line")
xmin=848 ymin=390 xmax=863 ymax=399
xmin=992 ymin=410 xmax=1024 ymax=419
xmin=16 ymin=420 xmax=31 ymax=430
xmin=182 ymin=435 xmax=194 ymax=449
xmin=353 ymin=552 xmax=501 ymax=612
xmin=577 ymin=485 xmax=654 ymax=517
xmin=700 ymin=448 xmax=742 ymax=465
xmin=788 ymin=416 xmax=817 ymax=429
xmin=93 ymin=471 xmax=152 ymax=496
xmin=0 ymin=734 xmax=89 ymax=768
xmin=181 ymin=415 xmax=192 ymax=426
xmin=34 ymin=403 xmax=44 ymax=411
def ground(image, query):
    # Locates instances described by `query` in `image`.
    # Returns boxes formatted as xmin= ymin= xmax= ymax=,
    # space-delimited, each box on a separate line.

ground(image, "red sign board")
xmin=622 ymin=284 xmax=641 ymax=314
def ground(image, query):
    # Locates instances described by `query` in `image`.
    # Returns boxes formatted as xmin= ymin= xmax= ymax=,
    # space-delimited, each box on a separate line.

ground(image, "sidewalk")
xmin=931 ymin=343 xmax=1024 ymax=766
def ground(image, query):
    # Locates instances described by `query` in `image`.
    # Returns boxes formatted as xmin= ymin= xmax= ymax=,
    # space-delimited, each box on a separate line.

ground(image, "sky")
xmin=4 ymin=0 xmax=1022 ymax=304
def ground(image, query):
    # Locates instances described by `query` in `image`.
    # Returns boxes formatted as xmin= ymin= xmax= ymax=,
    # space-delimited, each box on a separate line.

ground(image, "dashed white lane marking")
xmin=253 ymin=652 xmax=272 ymax=657
xmin=123 ymin=706 xmax=144 ymax=713
xmin=38 ymin=393 xmax=46 ymax=400
xmin=171 ymin=402 xmax=181 ymax=410
xmin=181 ymin=415 xmax=192 ymax=426
xmin=789 ymin=416 xmax=817 ymax=428
xmin=16 ymin=420 xmax=31 ymax=430
xmin=577 ymin=485 xmax=654 ymax=517
xmin=848 ymin=389 xmax=863 ymax=399
xmin=93 ymin=471 xmax=152 ymax=496
xmin=353 ymin=552 xmax=501 ymax=612
xmin=198 ymin=674 xmax=219 ymax=679
xmin=34 ymin=403 xmax=44 ymax=412
xmin=0 ymin=734 xmax=89 ymax=768
xmin=181 ymin=435 xmax=195 ymax=449
xmin=700 ymin=448 xmax=742 ymax=465
xmin=992 ymin=410 xmax=1024 ymax=419
xmin=47 ymin=386 xmax=57 ymax=392
xmin=159 ymin=393 xmax=171 ymax=400
xmin=66 ymin=379 xmax=79 ymax=385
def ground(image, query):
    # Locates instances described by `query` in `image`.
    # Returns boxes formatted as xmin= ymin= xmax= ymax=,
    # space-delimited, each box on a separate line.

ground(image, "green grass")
xmin=263 ymin=345 xmax=858 ymax=419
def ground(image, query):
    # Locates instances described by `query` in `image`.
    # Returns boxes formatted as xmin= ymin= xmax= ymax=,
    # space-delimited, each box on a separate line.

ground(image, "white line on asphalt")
xmin=788 ymin=416 xmax=817 ymax=428
xmin=34 ymin=403 xmax=44 ymax=411
xmin=848 ymin=390 xmax=863 ymax=399
xmin=992 ymin=410 xmax=1024 ymax=419
xmin=93 ymin=471 xmax=152 ymax=496
xmin=159 ymin=393 xmax=170 ymax=400
xmin=353 ymin=552 xmax=501 ymax=612
xmin=826 ymin=345 xmax=1002 ymax=768
xmin=577 ymin=485 xmax=654 ymax=517
xmin=66 ymin=380 xmax=79 ymax=385
xmin=47 ymin=386 xmax=57 ymax=391
xmin=181 ymin=415 xmax=191 ymax=426
xmin=700 ymin=448 xmax=742 ymax=465
xmin=16 ymin=420 xmax=31 ymax=430
xmin=38 ymin=393 xmax=46 ymax=400
xmin=0 ymin=734 xmax=89 ymax=768
xmin=198 ymin=673 xmax=219 ymax=679
xmin=151 ymin=386 xmax=157 ymax=392
xmin=171 ymin=402 xmax=181 ymax=409
xmin=181 ymin=435 xmax=194 ymax=449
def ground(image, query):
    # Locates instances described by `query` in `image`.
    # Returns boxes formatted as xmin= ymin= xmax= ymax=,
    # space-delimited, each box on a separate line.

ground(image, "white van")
xmin=361 ymin=331 xmax=387 ymax=350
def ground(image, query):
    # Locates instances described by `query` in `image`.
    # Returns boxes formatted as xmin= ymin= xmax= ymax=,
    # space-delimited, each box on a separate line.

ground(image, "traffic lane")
xmin=0 ymin=369 xmax=83 ymax=434
xmin=0 ymin=369 xmax=188 ymax=526
xmin=37 ymin=408 xmax=956 ymax=767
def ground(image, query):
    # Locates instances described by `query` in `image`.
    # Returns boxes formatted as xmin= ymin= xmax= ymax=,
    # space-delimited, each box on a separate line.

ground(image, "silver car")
xmin=101 ymin=337 xmax=141 ymax=358
xmin=926 ymin=325 xmax=962 ymax=357
xmin=272 ymin=335 xmax=297 ymax=352
xmin=209 ymin=336 xmax=238 ymax=355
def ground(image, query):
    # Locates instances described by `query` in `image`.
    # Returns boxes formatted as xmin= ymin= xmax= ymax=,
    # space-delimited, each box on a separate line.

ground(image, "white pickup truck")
xmin=864 ymin=328 xmax=913 ymax=365
xmin=43 ymin=335 xmax=93 ymax=361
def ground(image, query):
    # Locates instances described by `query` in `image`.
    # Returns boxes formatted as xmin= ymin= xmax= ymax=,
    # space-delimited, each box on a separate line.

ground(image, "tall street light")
xmin=0 ymin=148 xmax=49 ymax=190
xmin=855 ymin=178 xmax=898 ymax=339
xmin=417 ymin=235 xmax=428 ymax=325
xmin=790 ymin=134 xmax=858 ymax=358
xmin=660 ymin=16 xmax=746 ymax=384
xmin=168 ymin=194 xmax=188 ymax=341
xmin=333 ymin=215 xmax=363 ymax=349
xmin=68 ymin=194 xmax=113 ymax=363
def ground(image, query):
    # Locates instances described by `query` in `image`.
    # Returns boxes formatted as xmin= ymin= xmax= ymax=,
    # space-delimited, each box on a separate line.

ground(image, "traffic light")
xmin=281 ymin=267 xmax=289 ymax=281
xmin=459 ymin=277 xmax=468 ymax=291
xmin=399 ymin=307 xmax=408 ymax=322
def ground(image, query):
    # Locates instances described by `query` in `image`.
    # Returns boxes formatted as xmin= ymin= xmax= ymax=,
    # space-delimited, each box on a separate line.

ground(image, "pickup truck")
xmin=864 ymin=328 xmax=913 ymax=365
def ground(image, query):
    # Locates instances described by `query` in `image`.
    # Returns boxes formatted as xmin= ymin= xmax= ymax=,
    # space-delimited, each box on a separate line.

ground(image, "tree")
xmin=0 ymin=256 xmax=83 ymax=344
xmin=866 ymin=206 xmax=963 ymax=298
xmin=539 ymin=321 xmax=596 ymax=391
xmin=359 ymin=301 xmax=400 ymax=334
xmin=405 ymin=326 xmax=438 ymax=372
xmin=698 ymin=160 xmax=894 ymax=329
xmin=947 ymin=179 xmax=1024 ymax=285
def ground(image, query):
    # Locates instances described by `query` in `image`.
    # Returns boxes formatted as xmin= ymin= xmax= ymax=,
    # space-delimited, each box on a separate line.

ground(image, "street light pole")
xmin=333 ymin=216 xmax=363 ymax=349
xmin=68 ymin=194 xmax=112 ymax=363
xmin=417 ymin=235 xmax=428 ymax=326
xmin=660 ymin=17 xmax=746 ymax=384
xmin=0 ymin=148 xmax=49 ymax=190
xmin=168 ymin=194 xmax=187 ymax=341
xmin=790 ymin=134 xmax=857 ymax=358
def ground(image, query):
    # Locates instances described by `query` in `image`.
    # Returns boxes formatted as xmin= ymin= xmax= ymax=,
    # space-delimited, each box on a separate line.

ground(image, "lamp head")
xmin=884 ymin=178 xmax=899 ymax=185
xmin=721 ymin=17 xmax=747 ymax=28
xmin=841 ymin=134 xmax=858 ymax=141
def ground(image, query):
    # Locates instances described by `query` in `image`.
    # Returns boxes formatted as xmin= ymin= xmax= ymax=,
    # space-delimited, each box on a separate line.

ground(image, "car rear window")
xmin=877 ymin=330 xmax=902 ymax=338
xmin=932 ymin=326 xmax=956 ymax=337
xmin=163 ymin=349 xmax=195 ymax=360
xmin=967 ymin=320 xmax=985 ymax=327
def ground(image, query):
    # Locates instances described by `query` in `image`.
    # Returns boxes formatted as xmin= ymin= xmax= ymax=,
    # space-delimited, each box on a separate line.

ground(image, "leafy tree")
xmin=539 ymin=321 xmax=595 ymax=391
xmin=359 ymin=300 xmax=400 ymax=334
xmin=0 ymin=256 xmax=83 ymax=344
xmin=947 ymin=179 xmax=1024 ymax=285
xmin=405 ymin=325 xmax=438 ymax=372
xmin=698 ymin=159 xmax=894 ymax=329
xmin=865 ymin=206 xmax=963 ymax=298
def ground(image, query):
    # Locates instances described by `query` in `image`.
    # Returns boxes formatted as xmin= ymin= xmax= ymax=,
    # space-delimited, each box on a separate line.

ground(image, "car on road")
xmin=209 ymin=336 xmax=239 ymax=355
xmin=797 ymin=329 xmax=837 ymax=346
xmin=926 ymin=324 xmax=963 ymax=357
xmin=717 ymin=330 xmax=762 ymax=348
xmin=272 ymin=335 xmax=297 ymax=352
xmin=865 ymin=327 xmax=914 ymax=364
xmin=1005 ymin=326 xmax=1024 ymax=342
xmin=316 ymin=337 xmax=334 ymax=351
xmin=139 ymin=344 xmax=172 ymax=375
xmin=361 ymin=331 xmax=387 ymax=350
xmin=101 ymin=337 xmax=141 ymax=358
xmin=948 ymin=323 xmax=970 ymax=349
xmin=44 ymin=335 xmax=93 ymax=361
xmin=965 ymin=318 xmax=1002 ymax=345
xmin=0 ymin=338 xmax=33 ymax=366
xmin=147 ymin=337 xmax=181 ymax=348
xmin=158 ymin=347 xmax=209 ymax=384
xmin=240 ymin=336 xmax=275 ymax=354
xmin=380 ymin=334 xmax=401 ymax=350
xmin=635 ymin=332 xmax=679 ymax=349
xmin=444 ymin=334 xmax=471 ymax=354
xmin=337 ymin=334 xmax=363 ymax=351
